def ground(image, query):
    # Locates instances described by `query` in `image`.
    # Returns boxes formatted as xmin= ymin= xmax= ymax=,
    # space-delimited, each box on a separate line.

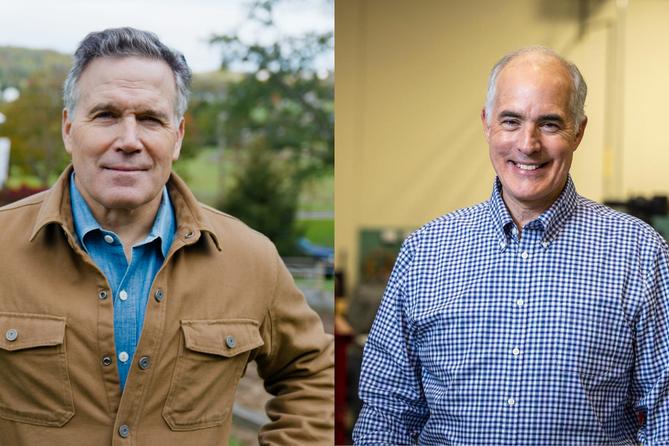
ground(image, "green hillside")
xmin=0 ymin=46 xmax=71 ymax=90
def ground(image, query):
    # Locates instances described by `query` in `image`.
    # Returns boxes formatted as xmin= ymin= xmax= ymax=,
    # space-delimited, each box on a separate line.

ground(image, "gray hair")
xmin=63 ymin=27 xmax=192 ymax=120
xmin=484 ymin=46 xmax=587 ymax=131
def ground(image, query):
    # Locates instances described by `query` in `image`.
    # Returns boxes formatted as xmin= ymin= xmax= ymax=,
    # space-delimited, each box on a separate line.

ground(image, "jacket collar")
xmin=30 ymin=165 xmax=222 ymax=252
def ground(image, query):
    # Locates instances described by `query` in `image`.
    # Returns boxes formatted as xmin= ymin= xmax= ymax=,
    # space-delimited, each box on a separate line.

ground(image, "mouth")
xmin=509 ymin=160 xmax=549 ymax=172
xmin=102 ymin=165 xmax=149 ymax=172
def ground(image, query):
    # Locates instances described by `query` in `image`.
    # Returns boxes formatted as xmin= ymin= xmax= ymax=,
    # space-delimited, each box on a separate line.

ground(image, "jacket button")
xmin=101 ymin=355 xmax=113 ymax=366
xmin=5 ymin=329 xmax=17 ymax=342
xmin=118 ymin=424 xmax=130 ymax=438
xmin=184 ymin=231 xmax=194 ymax=239
xmin=154 ymin=289 xmax=164 ymax=302
xmin=98 ymin=290 xmax=108 ymax=300
xmin=138 ymin=356 xmax=151 ymax=370
xmin=225 ymin=335 xmax=236 ymax=349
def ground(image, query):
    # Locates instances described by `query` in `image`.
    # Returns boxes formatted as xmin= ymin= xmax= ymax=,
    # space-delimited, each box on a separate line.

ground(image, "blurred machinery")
xmin=605 ymin=195 xmax=669 ymax=239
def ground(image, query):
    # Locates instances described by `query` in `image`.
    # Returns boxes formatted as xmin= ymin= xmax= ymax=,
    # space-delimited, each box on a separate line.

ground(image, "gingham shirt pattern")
xmin=353 ymin=177 xmax=669 ymax=445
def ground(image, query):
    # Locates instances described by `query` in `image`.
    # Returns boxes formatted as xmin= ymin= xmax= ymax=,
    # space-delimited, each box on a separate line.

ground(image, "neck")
xmin=84 ymin=195 xmax=162 ymax=260
xmin=97 ymin=206 xmax=158 ymax=248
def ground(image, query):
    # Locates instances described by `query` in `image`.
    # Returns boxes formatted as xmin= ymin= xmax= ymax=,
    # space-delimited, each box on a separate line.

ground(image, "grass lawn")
xmin=299 ymin=218 xmax=333 ymax=247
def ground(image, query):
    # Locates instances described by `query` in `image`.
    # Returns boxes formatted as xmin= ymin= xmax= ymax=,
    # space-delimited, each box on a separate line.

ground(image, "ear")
xmin=480 ymin=108 xmax=491 ymax=142
xmin=171 ymin=117 xmax=185 ymax=161
xmin=573 ymin=116 xmax=588 ymax=151
xmin=62 ymin=108 xmax=73 ymax=155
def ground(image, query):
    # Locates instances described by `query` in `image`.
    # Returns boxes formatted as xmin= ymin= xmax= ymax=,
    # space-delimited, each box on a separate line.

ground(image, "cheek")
xmin=69 ymin=129 xmax=107 ymax=156
xmin=489 ymin=140 xmax=511 ymax=161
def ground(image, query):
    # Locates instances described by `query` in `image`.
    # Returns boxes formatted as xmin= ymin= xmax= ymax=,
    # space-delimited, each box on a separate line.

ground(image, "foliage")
xmin=212 ymin=0 xmax=333 ymax=255
xmin=0 ymin=46 xmax=71 ymax=92
xmin=1 ymin=66 xmax=70 ymax=186
xmin=209 ymin=0 xmax=334 ymax=182
xmin=222 ymin=139 xmax=302 ymax=255
xmin=181 ymin=71 xmax=239 ymax=159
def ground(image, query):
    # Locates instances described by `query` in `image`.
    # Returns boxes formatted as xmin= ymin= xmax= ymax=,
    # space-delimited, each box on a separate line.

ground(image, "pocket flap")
xmin=180 ymin=319 xmax=264 ymax=357
xmin=0 ymin=312 xmax=66 ymax=352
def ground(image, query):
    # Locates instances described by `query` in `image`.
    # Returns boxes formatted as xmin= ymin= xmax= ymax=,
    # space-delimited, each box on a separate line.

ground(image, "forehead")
xmin=76 ymin=56 xmax=176 ymax=111
xmin=493 ymin=55 xmax=572 ymax=116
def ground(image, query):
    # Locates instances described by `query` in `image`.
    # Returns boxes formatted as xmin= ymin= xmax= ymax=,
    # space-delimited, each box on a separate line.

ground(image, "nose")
xmin=116 ymin=117 xmax=143 ymax=152
xmin=518 ymin=124 xmax=541 ymax=155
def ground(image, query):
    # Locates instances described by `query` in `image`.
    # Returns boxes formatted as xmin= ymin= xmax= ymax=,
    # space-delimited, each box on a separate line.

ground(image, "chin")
xmin=96 ymin=193 xmax=152 ymax=211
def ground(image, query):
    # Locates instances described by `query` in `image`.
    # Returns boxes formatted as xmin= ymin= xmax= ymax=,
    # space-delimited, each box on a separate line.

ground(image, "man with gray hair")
xmin=0 ymin=27 xmax=333 ymax=445
xmin=353 ymin=47 xmax=669 ymax=444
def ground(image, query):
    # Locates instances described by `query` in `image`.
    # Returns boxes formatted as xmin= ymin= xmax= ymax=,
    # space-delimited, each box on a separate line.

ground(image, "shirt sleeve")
xmin=253 ymin=244 xmax=334 ymax=446
xmin=634 ymin=236 xmax=669 ymax=445
xmin=353 ymin=238 xmax=429 ymax=445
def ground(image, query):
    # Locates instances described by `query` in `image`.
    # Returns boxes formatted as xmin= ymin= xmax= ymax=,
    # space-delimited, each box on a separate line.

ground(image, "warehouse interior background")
xmin=334 ymin=0 xmax=669 ymax=442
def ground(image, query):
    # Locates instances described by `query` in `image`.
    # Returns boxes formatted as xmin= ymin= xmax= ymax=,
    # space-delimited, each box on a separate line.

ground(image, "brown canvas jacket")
xmin=0 ymin=166 xmax=334 ymax=445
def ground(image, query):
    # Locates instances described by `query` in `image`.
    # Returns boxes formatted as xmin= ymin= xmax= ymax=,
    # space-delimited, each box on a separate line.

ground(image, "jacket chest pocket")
xmin=0 ymin=312 xmax=74 ymax=427
xmin=162 ymin=319 xmax=264 ymax=431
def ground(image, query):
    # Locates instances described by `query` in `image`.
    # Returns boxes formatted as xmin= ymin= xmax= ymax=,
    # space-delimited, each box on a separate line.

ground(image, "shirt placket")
xmin=114 ymin=259 xmax=138 ymax=391
xmin=505 ymin=226 xmax=539 ymax=444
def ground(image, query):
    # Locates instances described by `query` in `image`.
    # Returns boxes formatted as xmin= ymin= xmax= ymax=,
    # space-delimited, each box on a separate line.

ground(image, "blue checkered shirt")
xmin=354 ymin=176 xmax=669 ymax=445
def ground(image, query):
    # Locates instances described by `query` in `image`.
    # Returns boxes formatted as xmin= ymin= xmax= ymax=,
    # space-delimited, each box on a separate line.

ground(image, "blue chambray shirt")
xmin=354 ymin=176 xmax=669 ymax=445
xmin=70 ymin=173 xmax=175 ymax=391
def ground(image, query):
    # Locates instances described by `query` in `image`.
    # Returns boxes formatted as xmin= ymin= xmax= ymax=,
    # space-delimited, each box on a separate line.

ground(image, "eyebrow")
xmin=87 ymin=103 xmax=121 ymax=116
xmin=537 ymin=113 xmax=565 ymax=124
xmin=497 ymin=111 xmax=523 ymax=120
xmin=497 ymin=110 xmax=566 ymax=124
xmin=87 ymin=103 xmax=170 ymax=121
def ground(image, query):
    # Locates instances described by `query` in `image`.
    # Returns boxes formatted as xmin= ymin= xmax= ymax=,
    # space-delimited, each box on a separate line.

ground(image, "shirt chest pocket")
xmin=162 ymin=319 xmax=264 ymax=431
xmin=0 ymin=312 xmax=74 ymax=427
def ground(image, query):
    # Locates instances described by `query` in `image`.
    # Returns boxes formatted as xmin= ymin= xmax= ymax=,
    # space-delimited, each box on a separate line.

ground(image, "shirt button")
xmin=225 ymin=335 xmax=236 ymax=349
xmin=499 ymin=241 xmax=507 ymax=249
xmin=101 ymin=355 xmax=113 ymax=366
xmin=507 ymin=398 xmax=516 ymax=406
xmin=138 ymin=356 xmax=151 ymax=370
xmin=512 ymin=347 xmax=521 ymax=356
xmin=104 ymin=234 xmax=114 ymax=244
xmin=521 ymin=251 xmax=529 ymax=259
xmin=118 ymin=424 xmax=130 ymax=438
xmin=119 ymin=290 xmax=128 ymax=301
xmin=118 ymin=351 xmax=129 ymax=363
xmin=5 ymin=329 xmax=18 ymax=342
xmin=542 ymin=241 xmax=549 ymax=248
xmin=516 ymin=298 xmax=525 ymax=307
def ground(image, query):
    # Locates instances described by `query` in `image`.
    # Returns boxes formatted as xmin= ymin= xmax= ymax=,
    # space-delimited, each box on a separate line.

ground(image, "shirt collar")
xmin=488 ymin=175 xmax=578 ymax=247
xmin=69 ymin=171 xmax=175 ymax=257
xmin=32 ymin=166 xmax=221 ymax=250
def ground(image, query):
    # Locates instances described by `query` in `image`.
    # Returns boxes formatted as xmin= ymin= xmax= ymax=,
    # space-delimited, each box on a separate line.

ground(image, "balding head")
xmin=485 ymin=47 xmax=587 ymax=131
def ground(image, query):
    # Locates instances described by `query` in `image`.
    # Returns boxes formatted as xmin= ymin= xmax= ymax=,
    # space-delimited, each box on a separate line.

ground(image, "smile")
xmin=103 ymin=166 xmax=149 ymax=172
xmin=510 ymin=161 xmax=548 ymax=171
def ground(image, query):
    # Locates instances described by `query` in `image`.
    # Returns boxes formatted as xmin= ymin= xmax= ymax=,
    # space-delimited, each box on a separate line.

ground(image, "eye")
xmin=138 ymin=115 xmax=164 ymax=125
xmin=540 ymin=122 xmax=561 ymax=133
xmin=500 ymin=119 xmax=520 ymax=129
xmin=93 ymin=111 xmax=114 ymax=120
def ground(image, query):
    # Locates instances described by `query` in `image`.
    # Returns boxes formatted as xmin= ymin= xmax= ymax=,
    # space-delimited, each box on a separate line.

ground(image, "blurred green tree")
xmin=223 ymin=138 xmax=302 ymax=255
xmin=211 ymin=0 xmax=333 ymax=254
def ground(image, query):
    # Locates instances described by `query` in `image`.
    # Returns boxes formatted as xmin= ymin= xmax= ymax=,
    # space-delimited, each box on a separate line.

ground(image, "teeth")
xmin=516 ymin=163 xmax=540 ymax=171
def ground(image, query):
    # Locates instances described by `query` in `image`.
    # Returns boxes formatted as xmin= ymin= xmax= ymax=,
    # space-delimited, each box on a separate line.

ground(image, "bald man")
xmin=353 ymin=47 xmax=669 ymax=445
